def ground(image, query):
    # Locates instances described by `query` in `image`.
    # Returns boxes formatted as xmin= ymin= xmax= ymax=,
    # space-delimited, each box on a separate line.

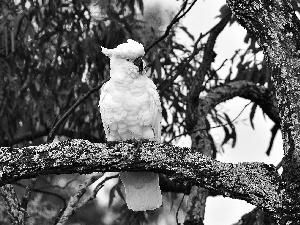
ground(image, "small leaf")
xmin=116 ymin=180 xmax=125 ymax=201
xmin=221 ymin=125 xmax=230 ymax=146
xmin=249 ymin=103 xmax=258 ymax=129
xmin=231 ymin=125 xmax=237 ymax=148
xmin=266 ymin=125 xmax=279 ymax=156
xmin=108 ymin=184 xmax=117 ymax=208
xmin=208 ymin=133 xmax=217 ymax=158
xmin=180 ymin=26 xmax=194 ymax=41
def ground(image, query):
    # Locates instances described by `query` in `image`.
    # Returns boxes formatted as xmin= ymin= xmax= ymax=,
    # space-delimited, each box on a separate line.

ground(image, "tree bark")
xmin=227 ymin=0 xmax=300 ymax=224
xmin=232 ymin=208 xmax=276 ymax=225
xmin=0 ymin=139 xmax=282 ymax=222
xmin=184 ymin=11 xmax=232 ymax=224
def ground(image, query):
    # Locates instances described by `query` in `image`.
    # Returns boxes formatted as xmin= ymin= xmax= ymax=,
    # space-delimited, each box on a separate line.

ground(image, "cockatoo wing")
xmin=99 ymin=81 xmax=111 ymax=139
xmin=147 ymin=78 xmax=162 ymax=143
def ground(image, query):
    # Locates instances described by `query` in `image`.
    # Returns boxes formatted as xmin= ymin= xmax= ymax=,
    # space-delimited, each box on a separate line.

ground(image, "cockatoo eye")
xmin=133 ymin=57 xmax=143 ymax=73
xmin=126 ymin=58 xmax=130 ymax=61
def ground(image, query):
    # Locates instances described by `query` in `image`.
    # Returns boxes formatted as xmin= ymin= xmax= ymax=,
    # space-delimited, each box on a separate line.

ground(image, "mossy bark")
xmin=227 ymin=0 xmax=300 ymax=224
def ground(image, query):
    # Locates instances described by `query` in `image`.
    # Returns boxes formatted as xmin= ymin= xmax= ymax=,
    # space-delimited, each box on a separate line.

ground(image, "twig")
xmin=216 ymin=59 xmax=228 ymax=72
xmin=47 ymin=79 xmax=108 ymax=143
xmin=76 ymin=174 xmax=119 ymax=208
xmin=54 ymin=173 xmax=119 ymax=225
xmin=54 ymin=174 xmax=103 ymax=225
xmin=20 ymin=178 xmax=37 ymax=213
xmin=145 ymin=0 xmax=198 ymax=53
xmin=176 ymin=194 xmax=185 ymax=225
xmin=168 ymin=101 xmax=252 ymax=143
xmin=276 ymin=160 xmax=283 ymax=170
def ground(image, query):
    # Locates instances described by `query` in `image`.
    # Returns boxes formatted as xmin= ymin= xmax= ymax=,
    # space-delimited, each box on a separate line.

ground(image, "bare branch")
xmin=76 ymin=174 xmax=119 ymax=208
xmin=188 ymin=11 xmax=232 ymax=103
xmin=55 ymin=173 xmax=103 ymax=225
xmin=20 ymin=178 xmax=36 ymax=215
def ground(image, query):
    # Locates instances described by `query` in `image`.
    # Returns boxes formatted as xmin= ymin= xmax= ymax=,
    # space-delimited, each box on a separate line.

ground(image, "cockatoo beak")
xmin=133 ymin=57 xmax=143 ymax=74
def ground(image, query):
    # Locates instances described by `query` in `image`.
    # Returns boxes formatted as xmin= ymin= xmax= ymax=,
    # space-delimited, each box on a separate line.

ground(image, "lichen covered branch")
xmin=0 ymin=139 xmax=281 ymax=218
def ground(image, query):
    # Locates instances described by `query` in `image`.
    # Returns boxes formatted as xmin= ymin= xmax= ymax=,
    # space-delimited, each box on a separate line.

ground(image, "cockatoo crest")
xmin=101 ymin=39 xmax=146 ymax=80
xmin=101 ymin=39 xmax=145 ymax=59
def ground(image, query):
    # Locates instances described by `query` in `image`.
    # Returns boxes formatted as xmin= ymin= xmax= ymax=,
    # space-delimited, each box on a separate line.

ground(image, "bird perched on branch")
xmin=99 ymin=39 xmax=162 ymax=211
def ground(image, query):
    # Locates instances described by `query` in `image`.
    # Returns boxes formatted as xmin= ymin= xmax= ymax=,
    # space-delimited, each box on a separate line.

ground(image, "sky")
xmin=143 ymin=0 xmax=284 ymax=225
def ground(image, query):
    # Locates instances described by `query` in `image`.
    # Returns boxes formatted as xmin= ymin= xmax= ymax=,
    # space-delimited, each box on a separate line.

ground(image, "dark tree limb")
xmin=203 ymin=80 xmax=279 ymax=125
xmin=187 ymin=12 xmax=232 ymax=107
xmin=0 ymin=139 xmax=282 ymax=222
xmin=183 ymin=10 xmax=232 ymax=224
xmin=232 ymin=207 xmax=276 ymax=225
xmin=226 ymin=0 xmax=300 ymax=224
xmin=170 ymin=80 xmax=279 ymax=143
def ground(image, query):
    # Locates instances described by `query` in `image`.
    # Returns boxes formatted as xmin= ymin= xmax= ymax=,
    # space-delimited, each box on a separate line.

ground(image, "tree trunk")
xmin=227 ymin=0 xmax=300 ymax=224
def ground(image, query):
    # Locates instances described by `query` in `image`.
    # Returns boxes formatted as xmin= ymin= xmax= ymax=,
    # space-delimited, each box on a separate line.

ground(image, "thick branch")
xmin=226 ymin=1 xmax=300 ymax=223
xmin=184 ymin=13 xmax=232 ymax=223
xmin=226 ymin=0 xmax=300 ymax=176
xmin=187 ymin=12 xmax=232 ymax=105
xmin=233 ymin=208 xmax=276 ymax=225
xmin=0 ymin=139 xmax=281 ymax=219
xmin=203 ymin=80 xmax=279 ymax=125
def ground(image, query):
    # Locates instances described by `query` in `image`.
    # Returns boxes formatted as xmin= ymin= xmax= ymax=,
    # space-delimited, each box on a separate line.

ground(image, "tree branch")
xmin=233 ymin=207 xmax=276 ymax=225
xmin=0 ymin=184 xmax=25 ymax=225
xmin=55 ymin=173 xmax=104 ymax=225
xmin=187 ymin=11 xmax=232 ymax=104
xmin=0 ymin=139 xmax=282 ymax=220
xmin=203 ymin=80 xmax=279 ymax=125
xmin=173 ymin=80 xmax=279 ymax=143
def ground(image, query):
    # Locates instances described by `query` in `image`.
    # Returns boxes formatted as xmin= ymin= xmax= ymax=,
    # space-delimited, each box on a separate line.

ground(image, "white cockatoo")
xmin=99 ymin=39 xmax=162 ymax=211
